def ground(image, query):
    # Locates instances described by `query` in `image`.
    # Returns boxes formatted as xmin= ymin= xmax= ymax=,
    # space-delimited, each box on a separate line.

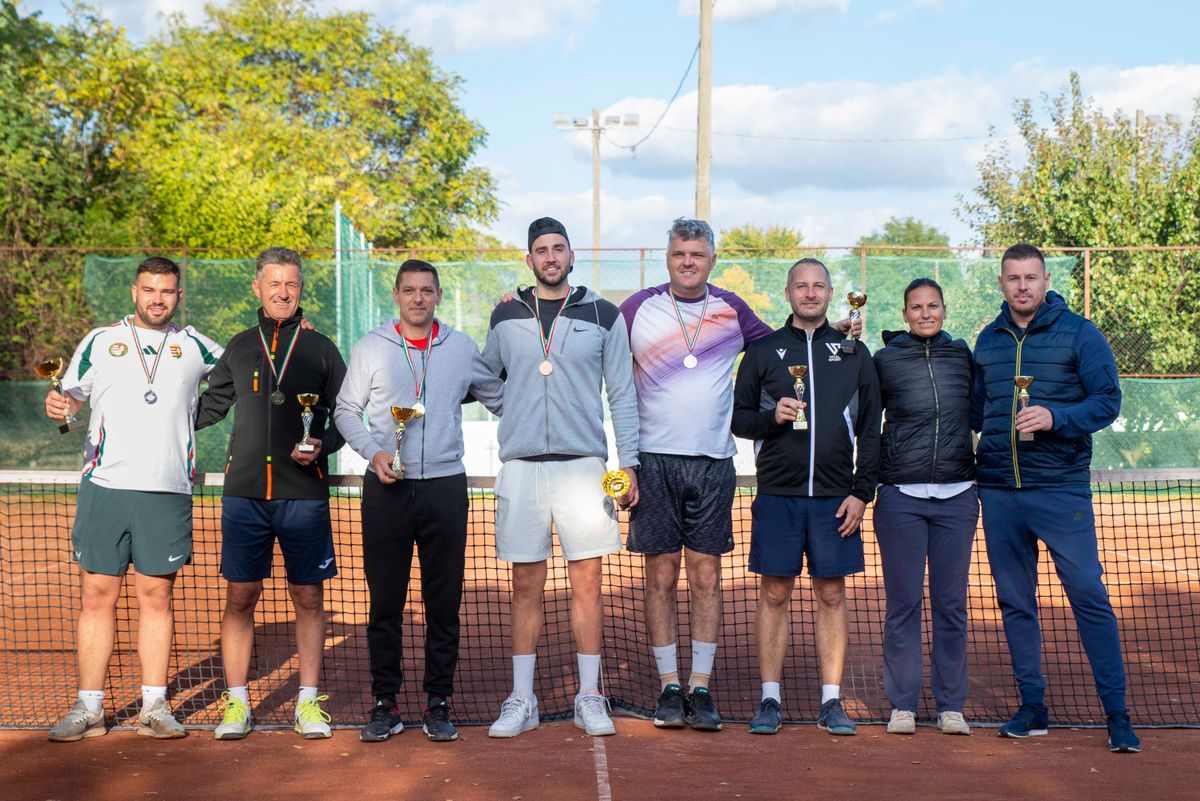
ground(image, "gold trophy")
xmin=841 ymin=291 xmax=868 ymax=354
xmin=601 ymin=469 xmax=631 ymax=499
xmin=34 ymin=357 xmax=85 ymax=434
xmin=296 ymin=393 xmax=319 ymax=453
xmin=788 ymin=365 xmax=808 ymax=430
xmin=389 ymin=405 xmax=424 ymax=474
xmin=1014 ymin=375 xmax=1035 ymax=442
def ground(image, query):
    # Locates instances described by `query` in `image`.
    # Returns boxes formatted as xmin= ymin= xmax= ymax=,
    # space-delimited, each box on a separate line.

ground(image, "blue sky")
xmin=25 ymin=0 xmax=1200 ymax=248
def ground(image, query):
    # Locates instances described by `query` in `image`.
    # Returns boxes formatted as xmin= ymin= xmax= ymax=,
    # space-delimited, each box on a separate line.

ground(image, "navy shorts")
xmin=749 ymin=494 xmax=865 ymax=578
xmin=220 ymin=497 xmax=336 ymax=585
xmin=628 ymin=453 xmax=736 ymax=556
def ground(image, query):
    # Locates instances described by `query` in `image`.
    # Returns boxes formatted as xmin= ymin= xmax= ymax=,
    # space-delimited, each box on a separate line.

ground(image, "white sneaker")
xmin=488 ymin=694 xmax=539 ymax=738
xmin=887 ymin=709 xmax=916 ymax=735
xmin=937 ymin=711 xmax=971 ymax=735
xmin=213 ymin=692 xmax=251 ymax=741
xmin=574 ymin=691 xmax=615 ymax=737
xmin=294 ymin=695 xmax=332 ymax=739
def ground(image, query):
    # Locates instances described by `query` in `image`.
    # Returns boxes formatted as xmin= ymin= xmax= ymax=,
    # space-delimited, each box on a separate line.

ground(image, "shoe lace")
xmin=370 ymin=703 xmax=395 ymax=723
xmin=63 ymin=705 xmax=94 ymax=726
xmin=578 ymin=693 xmax=609 ymax=719
xmin=761 ymin=698 xmax=780 ymax=714
xmin=144 ymin=701 xmax=176 ymax=724
xmin=426 ymin=703 xmax=451 ymax=724
xmin=499 ymin=696 xmax=530 ymax=720
xmin=297 ymin=696 xmax=331 ymax=725
xmin=1108 ymin=712 xmax=1132 ymax=735
xmin=220 ymin=691 xmax=248 ymax=724
xmin=691 ymin=690 xmax=715 ymax=713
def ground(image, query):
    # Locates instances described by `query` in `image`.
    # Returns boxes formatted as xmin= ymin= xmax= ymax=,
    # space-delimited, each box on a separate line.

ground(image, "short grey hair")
xmin=255 ymin=246 xmax=304 ymax=279
xmin=667 ymin=217 xmax=715 ymax=251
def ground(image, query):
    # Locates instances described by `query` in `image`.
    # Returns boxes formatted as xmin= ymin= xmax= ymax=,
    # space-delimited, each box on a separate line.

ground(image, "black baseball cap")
xmin=527 ymin=217 xmax=571 ymax=251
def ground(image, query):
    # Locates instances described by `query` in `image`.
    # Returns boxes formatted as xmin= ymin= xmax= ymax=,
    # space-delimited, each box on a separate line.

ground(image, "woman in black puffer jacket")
xmin=872 ymin=278 xmax=979 ymax=737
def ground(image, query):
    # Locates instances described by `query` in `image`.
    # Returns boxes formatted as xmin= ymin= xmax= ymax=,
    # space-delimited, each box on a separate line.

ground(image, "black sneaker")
xmin=652 ymin=683 xmax=687 ymax=728
xmin=685 ymin=687 xmax=723 ymax=732
xmin=998 ymin=702 xmax=1049 ymax=739
xmin=422 ymin=698 xmax=458 ymax=742
xmin=748 ymin=698 xmax=782 ymax=735
xmin=1106 ymin=711 xmax=1141 ymax=753
xmin=817 ymin=698 xmax=857 ymax=736
xmin=360 ymin=699 xmax=404 ymax=742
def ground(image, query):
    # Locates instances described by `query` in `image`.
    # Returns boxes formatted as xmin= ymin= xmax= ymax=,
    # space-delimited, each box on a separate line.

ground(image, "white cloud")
xmin=577 ymin=63 xmax=1200 ymax=195
xmin=869 ymin=10 xmax=902 ymax=24
xmin=402 ymin=0 xmax=597 ymax=53
xmin=676 ymin=0 xmax=848 ymax=23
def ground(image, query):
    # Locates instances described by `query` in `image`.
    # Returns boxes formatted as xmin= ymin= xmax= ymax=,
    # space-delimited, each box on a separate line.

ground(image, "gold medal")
xmin=539 ymin=359 xmax=554 ymax=376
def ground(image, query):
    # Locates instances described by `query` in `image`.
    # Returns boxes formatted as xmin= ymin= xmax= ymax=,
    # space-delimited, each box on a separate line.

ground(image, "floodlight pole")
xmin=696 ymin=0 xmax=713 ymax=221
xmin=591 ymin=107 xmax=602 ymax=292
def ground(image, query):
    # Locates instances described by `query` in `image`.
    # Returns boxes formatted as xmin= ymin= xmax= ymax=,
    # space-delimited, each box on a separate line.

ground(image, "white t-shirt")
xmin=61 ymin=317 xmax=223 ymax=494
xmin=620 ymin=284 xmax=773 ymax=459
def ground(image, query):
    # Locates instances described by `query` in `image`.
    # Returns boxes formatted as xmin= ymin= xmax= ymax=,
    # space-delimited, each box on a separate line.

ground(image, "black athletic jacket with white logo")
xmin=732 ymin=318 xmax=882 ymax=502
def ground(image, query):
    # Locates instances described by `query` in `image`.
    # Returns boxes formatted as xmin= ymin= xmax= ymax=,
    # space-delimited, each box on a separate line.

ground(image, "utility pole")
xmin=552 ymin=110 xmax=640 ymax=294
xmin=696 ymin=0 xmax=713 ymax=221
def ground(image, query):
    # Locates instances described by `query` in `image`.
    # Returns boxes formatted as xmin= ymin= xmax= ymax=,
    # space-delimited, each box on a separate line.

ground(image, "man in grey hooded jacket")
xmin=334 ymin=259 xmax=502 ymax=744
xmin=482 ymin=217 xmax=639 ymax=739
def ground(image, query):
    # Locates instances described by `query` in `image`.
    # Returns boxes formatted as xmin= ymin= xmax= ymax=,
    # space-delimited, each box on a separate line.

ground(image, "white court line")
xmin=592 ymin=734 xmax=613 ymax=801
xmin=1105 ymin=548 xmax=1200 ymax=582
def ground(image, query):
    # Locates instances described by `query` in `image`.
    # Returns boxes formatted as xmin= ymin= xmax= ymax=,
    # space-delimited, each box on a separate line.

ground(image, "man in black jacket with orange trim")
xmin=196 ymin=246 xmax=347 ymax=741
xmin=732 ymin=257 xmax=881 ymax=737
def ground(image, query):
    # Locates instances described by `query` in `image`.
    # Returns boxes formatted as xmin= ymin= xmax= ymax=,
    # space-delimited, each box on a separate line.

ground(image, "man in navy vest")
xmin=971 ymin=243 xmax=1139 ymax=753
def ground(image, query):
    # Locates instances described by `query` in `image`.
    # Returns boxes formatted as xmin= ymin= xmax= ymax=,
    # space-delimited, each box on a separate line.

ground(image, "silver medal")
xmin=144 ymin=389 xmax=158 ymax=405
xmin=683 ymin=354 xmax=698 ymax=369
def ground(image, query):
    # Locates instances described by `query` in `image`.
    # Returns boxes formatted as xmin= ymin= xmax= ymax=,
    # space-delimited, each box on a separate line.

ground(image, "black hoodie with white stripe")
xmin=731 ymin=318 xmax=882 ymax=502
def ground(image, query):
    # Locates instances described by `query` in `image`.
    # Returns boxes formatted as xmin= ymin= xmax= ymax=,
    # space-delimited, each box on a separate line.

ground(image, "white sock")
xmin=78 ymin=690 xmax=104 ymax=715
xmin=298 ymin=686 xmax=318 ymax=705
xmin=761 ymin=682 xmax=781 ymax=703
xmin=689 ymin=641 xmax=717 ymax=689
xmin=821 ymin=684 xmax=840 ymax=704
xmin=512 ymin=654 xmax=536 ymax=699
xmin=577 ymin=653 xmax=601 ymax=694
xmin=141 ymin=685 xmax=167 ymax=709
xmin=228 ymin=686 xmax=250 ymax=706
xmin=652 ymin=643 xmax=679 ymax=688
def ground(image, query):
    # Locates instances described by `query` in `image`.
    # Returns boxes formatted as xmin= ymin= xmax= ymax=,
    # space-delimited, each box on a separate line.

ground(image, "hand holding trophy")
xmin=1014 ymin=375 xmax=1035 ymax=442
xmin=296 ymin=393 xmax=319 ymax=453
xmin=601 ymin=469 xmax=632 ymax=510
xmin=841 ymin=291 xmax=868 ymax=354
xmin=35 ymin=357 xmax=85 ymax=434
xmin=787 ymin=365 xmax=808 ymax=430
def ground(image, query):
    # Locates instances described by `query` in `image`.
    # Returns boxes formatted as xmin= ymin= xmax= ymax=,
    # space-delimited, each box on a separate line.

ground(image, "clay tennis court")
xmin=1 ymin=470 xmax=1197 ymax=800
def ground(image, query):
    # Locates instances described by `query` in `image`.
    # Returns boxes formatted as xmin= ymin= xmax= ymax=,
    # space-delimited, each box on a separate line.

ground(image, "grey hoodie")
xmin=335 ymin=318 xmax=503 ymax=479
xmin=483 ymin=286 xmax=638 ymax=468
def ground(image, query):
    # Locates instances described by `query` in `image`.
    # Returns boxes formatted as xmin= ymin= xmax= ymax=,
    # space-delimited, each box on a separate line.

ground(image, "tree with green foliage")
xmin=718 ymin=223 xmax=817 ymax=257
xmin=857 ymin=216 xmax=951 ymax=256
xmin=124 ymin=0 xmax=496 ymax=252
xmin=957 ymin=72 xmax=1200 ymax=375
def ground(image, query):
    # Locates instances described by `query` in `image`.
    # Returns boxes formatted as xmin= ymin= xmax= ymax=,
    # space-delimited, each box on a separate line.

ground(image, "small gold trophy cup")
xmin=602 ymin=469 xmax=632 ymax=509
xmin=390 ymin=405 xmax=423 ymax=474
xmin=842 ymin=291 xmax=868 ymax=354
xmin=34 ymin=357 xmax=85 ymax=434
xmin=788 ymin=365 xmax=808 ymax=430
xmin=1014 ymin=375 xmax=1035 ymax=442
xmin=296 ymin=393 xmax=319 ymax=453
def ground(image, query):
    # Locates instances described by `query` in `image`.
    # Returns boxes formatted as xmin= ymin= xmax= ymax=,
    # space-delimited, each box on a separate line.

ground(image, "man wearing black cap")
xmin=482 ymin=217 xmax=639 ymax=738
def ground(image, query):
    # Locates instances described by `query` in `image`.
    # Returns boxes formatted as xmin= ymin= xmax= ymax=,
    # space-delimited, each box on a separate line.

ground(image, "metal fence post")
xmin=1083 ymin=248 xmax=1092 ymax=319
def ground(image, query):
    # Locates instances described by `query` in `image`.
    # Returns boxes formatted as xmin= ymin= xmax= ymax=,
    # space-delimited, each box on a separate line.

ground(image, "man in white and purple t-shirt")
xmin=619 ymin=218 xmax=773 ymax=731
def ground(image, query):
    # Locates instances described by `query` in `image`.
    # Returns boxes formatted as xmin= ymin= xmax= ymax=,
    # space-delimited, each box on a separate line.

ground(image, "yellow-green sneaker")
xmin=214 ymin=691 xmax=251 ymax=740
xmin=295 ymin=695 xmax=332 ymax=739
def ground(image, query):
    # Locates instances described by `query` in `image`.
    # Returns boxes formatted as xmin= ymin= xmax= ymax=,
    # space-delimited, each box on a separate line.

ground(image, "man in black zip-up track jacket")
xmin=195 ymin=247 xmax=347 ymax=741
xmin=731 ymin=258 xmax=881 ymax=736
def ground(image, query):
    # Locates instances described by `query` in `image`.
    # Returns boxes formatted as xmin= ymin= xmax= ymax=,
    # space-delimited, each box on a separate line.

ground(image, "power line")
xmin=656 ymin=125 xmax=1008 ymax=143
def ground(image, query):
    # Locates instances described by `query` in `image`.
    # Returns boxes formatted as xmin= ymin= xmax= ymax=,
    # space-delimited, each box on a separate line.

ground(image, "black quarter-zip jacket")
xmin=732 ymin=318 xmax=882 ymax=502
xmin=197 ymin=307 xmax=347 ymax=500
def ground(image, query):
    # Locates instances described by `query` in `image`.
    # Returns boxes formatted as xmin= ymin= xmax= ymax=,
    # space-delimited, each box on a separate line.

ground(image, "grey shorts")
xmin=71 ymin=478 xmax=193 ymax=576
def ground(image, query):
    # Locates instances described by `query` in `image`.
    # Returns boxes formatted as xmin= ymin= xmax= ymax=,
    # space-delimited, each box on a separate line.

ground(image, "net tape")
xmin=1 ymin=470 xmax=1197 ymax=729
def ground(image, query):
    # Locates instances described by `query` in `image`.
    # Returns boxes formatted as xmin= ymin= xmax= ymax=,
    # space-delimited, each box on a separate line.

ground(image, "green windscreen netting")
xmin=0 ymin=252 xmax=1193 ymax=472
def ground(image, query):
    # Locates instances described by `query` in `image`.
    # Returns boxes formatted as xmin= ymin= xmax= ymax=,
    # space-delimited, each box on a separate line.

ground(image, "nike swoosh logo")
xmin=168 ymin=554 xmax=185 ymax=562
xmin=318 ymin=558 xmax=334 ymax=570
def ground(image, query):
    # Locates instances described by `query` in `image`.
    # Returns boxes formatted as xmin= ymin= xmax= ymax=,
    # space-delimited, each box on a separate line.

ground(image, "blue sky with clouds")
xmin=24 ymin=0 xmax=1200 ymax=247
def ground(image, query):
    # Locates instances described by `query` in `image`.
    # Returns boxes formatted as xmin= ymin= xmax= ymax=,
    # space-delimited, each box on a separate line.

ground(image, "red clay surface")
xmin=3 ymin=721 xmax=1195 ymax=801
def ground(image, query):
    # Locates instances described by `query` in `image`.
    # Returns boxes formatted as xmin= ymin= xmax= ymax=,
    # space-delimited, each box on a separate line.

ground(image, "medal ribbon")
xmin=257 ymin=324 xmax=300 ymax=390
xmin=669 ymin=288 xmax=710 ymax=354
xmin=129 ymin=317 xmax=170 ymax=391
xmin=399 ymin=325 xmax=435 ymax=404
xmin=534 ymin=292 xmax=570 ymax=359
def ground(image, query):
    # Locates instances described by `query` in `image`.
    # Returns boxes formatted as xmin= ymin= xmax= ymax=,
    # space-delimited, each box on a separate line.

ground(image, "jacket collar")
xmin=257 ymin=306 xmax=303 ymax=332
xmin=997 ymin=290 xmax=1068 ymax=333
xmin=882 ymin=330 xmax=951 ymax=349
xmin=784 ymin=316 xmax=833 ymax=341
